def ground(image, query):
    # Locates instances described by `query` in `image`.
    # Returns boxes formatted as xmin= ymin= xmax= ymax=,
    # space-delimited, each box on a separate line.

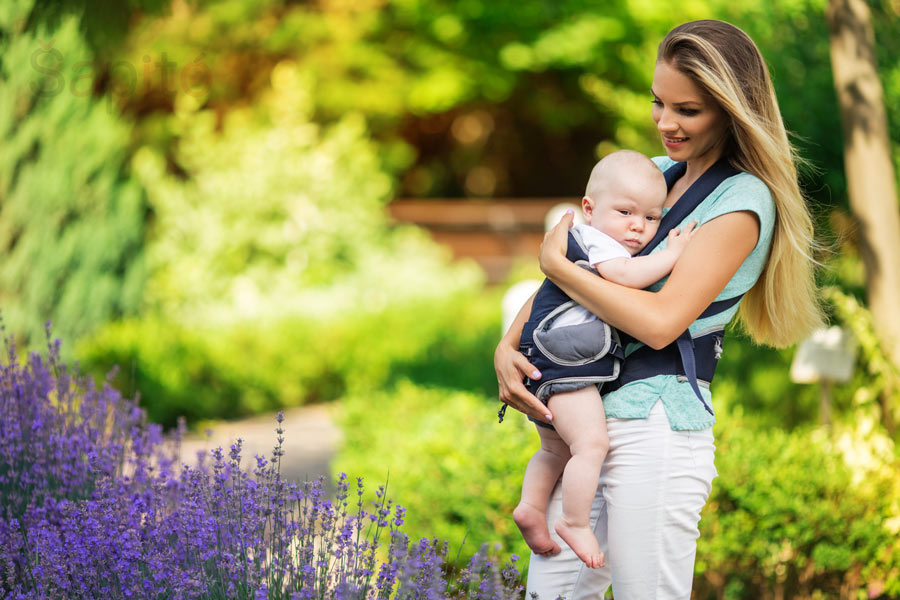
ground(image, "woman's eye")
xmin=651 ymin=98 xmax=663 ymax=107
xmin=679 ymin=108 xmax=699 ymax=116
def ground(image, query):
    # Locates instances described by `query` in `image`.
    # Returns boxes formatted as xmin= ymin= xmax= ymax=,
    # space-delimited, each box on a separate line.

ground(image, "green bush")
xmin=695 ymin=417 xmax=900 ymax=599
xmin=134 ymin=60 xmax=482 ymax=329
xmin=77 ymin=289 xmax=502 ymax=427
xmin=335 ymin=382 xmax=900 ymax=590
xmin=712 ymin=330 xmax=821 ymax=429
xmin=334 ymin=380 xmax=535 ymax=564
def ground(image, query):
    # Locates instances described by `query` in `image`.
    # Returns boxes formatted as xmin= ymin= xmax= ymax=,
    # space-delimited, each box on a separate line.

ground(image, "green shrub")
xmin=334 ymin=381 xmax=534 ymax=565
xmin=695 ymin=417 xmax=900 ymax=599
xmin=77 ymin=289 xmax=502 ymax=427
xmin=134 ymin=60 xmax=482 ymax=329
xmin=335 ymin=382 xmax=900 ymax=591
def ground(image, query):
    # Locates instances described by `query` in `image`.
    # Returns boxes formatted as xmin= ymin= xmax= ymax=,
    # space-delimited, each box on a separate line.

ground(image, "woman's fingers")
xmin=539 ymin=210 xmax=574 ymax=273
xmin=495 ymin=344 xmax=552 ymax=424
xmin=509 ymin=356 xmax=552 ymax=423
xmin=512 ymin=349 xmax=541 ymax=382
xmin=502 ymin=376 xmax=551 ymax=424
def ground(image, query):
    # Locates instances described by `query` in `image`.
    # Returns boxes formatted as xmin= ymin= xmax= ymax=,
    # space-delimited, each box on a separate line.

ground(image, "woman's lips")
xmin=664 ymin=136 xmax=688 ymax=148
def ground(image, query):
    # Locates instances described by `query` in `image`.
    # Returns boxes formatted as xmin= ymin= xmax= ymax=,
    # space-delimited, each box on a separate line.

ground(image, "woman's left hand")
xmin=539 ymin=209 xmax=574 ymax=277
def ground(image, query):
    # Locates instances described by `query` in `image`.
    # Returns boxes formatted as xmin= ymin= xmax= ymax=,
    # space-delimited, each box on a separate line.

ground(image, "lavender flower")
xmin=1 ymin=335 xmax=526 ymax=599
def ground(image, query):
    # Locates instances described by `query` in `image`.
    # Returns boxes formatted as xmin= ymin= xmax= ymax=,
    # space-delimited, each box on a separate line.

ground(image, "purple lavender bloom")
xmin=1 ymin=335 xmax=525 ymax=599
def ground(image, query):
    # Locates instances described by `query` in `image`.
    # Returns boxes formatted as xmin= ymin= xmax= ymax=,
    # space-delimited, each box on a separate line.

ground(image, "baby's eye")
xmin=619 ymin=210 xmax=631 ymax=216
xmin=646 ymin=215 xmax=657 ymax=222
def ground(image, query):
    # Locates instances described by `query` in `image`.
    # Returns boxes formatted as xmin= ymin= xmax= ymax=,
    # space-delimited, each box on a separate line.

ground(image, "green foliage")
xmin=76 ymin=57 xmax=496 ymax=427
xmin=77 ymin=289 xmax=502 ymax=427
xmin=336 ymin=382 xmax=900 ymax=591
xmin=132 ymin=59 xmax=483 ymax=327
xmin=713 ymin=329 xmax=821 ymax=429
xmin=334 ymin=381 xmax=534 ymax=564
xmin=823 ymin=285 xmax=900 ymax=430
xmin=117 ymin=0 xmax=900 ymax=205
xmin=695 ymin=417 xmax=900 ymax=598
xmin=116 ymin=0 xmax=692 ymax=199
xmin=0 ymin=4 xmax=146 ymax=348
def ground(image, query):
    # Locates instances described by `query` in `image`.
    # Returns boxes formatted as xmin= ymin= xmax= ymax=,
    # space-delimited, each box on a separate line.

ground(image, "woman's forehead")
xmin=652 ymin=62 xmax=708 ymax=102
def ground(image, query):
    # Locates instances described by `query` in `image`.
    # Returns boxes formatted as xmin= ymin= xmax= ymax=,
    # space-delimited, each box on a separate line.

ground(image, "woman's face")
xmin=651 ymin=61 xmax=729 ymax=169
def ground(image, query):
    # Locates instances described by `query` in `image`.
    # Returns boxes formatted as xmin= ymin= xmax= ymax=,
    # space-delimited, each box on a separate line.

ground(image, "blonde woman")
xmin=494 ymin=20 xmax=822 ymax=599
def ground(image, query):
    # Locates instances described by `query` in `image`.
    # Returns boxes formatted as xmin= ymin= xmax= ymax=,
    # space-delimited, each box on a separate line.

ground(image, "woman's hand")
xmin=539 ymin=210 xmax=575 ymax=278
xmin=494 ymin=339 xmax=552 ymax=425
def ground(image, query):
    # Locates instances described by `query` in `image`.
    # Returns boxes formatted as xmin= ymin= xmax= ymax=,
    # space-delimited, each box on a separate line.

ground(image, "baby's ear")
xmin=581 ymin=195 xmax=593 ymax=219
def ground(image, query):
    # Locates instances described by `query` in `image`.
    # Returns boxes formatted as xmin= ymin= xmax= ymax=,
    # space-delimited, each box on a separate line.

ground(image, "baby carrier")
xmin=517 ymin=227 xmax=626 ymax=405
xmin=498 ymin=156 xmax=740 ymax=424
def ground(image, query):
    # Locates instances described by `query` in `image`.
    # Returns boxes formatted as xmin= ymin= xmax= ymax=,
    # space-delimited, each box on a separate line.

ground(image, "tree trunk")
xmin=826 ymin=0 xmax=900 ymax=373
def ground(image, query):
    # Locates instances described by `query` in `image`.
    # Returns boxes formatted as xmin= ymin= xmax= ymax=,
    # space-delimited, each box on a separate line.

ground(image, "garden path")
xmin=176 ymin=404 xmax=343 ymax=486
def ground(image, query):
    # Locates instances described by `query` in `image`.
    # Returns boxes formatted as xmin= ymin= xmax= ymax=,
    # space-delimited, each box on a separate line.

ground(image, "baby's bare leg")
xmin=548 ymin=386 xmax=609 ymax=569
xmin=513 ymin=423 xmax=570 ymax=556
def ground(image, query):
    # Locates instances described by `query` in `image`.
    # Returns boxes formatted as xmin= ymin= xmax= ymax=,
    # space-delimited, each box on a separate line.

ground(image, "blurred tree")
xmin=0 ymin=3 xmax=147 ymax=347
xmin=112 ymin=0 xmax=708 ymax=198
xmin=827 ymin=0 xmax=900 ymax=375
xmin=110 ymin=0 xmax=899 ymax=213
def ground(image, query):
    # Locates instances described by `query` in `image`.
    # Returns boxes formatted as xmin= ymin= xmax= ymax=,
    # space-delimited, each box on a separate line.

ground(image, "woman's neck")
xmin=683 ymin=152 xmax=723 ymax=187
xmin=666 ymin=151 xmax=725 ymax=207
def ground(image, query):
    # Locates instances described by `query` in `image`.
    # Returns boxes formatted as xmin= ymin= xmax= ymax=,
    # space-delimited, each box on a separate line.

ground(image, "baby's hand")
xmin=665 ymin=221 xmax=698 ymax=257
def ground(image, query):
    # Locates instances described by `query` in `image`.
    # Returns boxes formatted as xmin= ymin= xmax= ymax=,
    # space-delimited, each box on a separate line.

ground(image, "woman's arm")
xmin=540 ymin=211 xmax=760 ymax=349
xmin=493 ymin=291 xmax=555 ymax=424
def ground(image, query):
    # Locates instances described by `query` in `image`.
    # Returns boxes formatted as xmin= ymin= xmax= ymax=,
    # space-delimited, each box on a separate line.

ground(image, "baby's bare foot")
xmin=513 ymin=503 xmax=561 ymax=556
xmin=555 ymin=518 xmax=605 ymax=569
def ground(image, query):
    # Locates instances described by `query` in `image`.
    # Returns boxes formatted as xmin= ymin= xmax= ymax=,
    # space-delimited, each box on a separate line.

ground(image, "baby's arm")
xmin=595 ymin=222 xmax=696 ymax=289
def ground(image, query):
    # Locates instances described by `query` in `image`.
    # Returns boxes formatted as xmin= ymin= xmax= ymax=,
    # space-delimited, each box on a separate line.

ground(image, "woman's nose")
xmin=657 ymin=110 xmax=677 ymax=132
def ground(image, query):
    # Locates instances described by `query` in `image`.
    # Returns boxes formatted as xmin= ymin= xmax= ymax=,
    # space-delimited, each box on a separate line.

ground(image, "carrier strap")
xmin=636 ymin=157 xmax=737 ymax=257
xmin=627 ymin=157 xmax=742 ymax=415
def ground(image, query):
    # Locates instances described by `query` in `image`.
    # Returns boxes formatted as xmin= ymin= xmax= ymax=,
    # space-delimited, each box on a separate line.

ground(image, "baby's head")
xmin=583 ymin=150 xmax=668 ymax=255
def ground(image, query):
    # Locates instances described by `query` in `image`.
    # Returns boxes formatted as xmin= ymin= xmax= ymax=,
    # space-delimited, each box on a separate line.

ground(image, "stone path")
xmin=177 ymin=404 xmax=343 ymax=486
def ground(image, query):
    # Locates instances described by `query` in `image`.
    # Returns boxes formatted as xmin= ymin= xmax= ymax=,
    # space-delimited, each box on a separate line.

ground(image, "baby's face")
xmin=585 ymin=176 xmax=667 ymax=255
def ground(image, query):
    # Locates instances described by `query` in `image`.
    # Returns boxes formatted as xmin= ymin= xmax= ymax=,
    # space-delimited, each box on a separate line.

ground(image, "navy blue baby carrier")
xmin=516 ymin=228 xmax=627 ymax=405
xmin=498 ymin=157 xmax=740 ymax=424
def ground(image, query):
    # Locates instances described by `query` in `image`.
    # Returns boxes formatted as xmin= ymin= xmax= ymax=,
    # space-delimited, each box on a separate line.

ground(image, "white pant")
xmin=525 ymin=401 xmax=717 ymax=600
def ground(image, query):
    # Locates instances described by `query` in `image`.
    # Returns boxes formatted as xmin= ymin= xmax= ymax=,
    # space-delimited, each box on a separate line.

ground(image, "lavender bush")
xmin=0 ymin=334 xmax=525 ymax=599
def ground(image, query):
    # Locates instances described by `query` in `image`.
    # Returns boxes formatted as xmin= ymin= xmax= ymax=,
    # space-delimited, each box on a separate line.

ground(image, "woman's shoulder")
xmin=650 ymin=155 xmax=774 ymax=222
xmin=709 ymin=170 xmax=775 ymax=220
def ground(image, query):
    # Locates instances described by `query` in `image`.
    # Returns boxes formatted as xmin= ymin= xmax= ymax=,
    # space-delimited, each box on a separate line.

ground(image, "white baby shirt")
xmin=550 ymin=223 xmax=631 ymax=328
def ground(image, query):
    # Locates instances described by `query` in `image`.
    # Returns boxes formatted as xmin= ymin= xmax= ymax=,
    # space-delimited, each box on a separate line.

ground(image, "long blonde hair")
xmin=658 ymin=20 xmax=823 ymax=347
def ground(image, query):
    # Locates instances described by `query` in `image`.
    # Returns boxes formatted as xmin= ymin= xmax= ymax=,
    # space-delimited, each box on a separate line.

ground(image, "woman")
xmin=494 ymin=20 xmax=822 ymax=599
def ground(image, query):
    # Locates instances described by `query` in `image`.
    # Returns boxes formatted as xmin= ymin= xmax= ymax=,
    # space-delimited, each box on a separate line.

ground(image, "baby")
xmin=512 ymin=150 xmax=696 ymax=568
